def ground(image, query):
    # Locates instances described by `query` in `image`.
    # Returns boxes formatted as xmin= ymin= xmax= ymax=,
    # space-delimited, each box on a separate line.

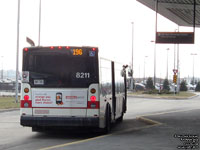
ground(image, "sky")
xmin=0 ymin=0 xmax=200 ymax=81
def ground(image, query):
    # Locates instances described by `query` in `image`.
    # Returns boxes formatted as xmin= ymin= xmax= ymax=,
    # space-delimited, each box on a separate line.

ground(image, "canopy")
xmin=137 ymin=0 xmax=200 ymax=27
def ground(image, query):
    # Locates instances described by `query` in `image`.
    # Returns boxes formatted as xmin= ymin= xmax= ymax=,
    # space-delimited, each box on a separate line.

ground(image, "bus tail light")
xmin=24 ymin=95 xmax=29 ymax=101
xmin=24 ymin=88 xmax=29 ymax=93
xmin=90 ymin=88 xmax=96 ymax=94
xmin=88 ymin=101 xmax=99 ymax=109
xmin=90 ymin=96 xmax=96 ymax=102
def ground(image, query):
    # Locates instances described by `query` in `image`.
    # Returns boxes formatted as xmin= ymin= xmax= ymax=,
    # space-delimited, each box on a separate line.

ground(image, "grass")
xmin=128 ymin=91 xmax=196 ymax=99
xmin=0 ymin=97 xmax=20 ymax=109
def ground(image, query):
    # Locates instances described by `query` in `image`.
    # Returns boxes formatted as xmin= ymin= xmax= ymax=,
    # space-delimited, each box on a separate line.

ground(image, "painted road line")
xmin=136 ymin=116 xmax=163 ymax=126
xmin=39 ymin=134 xmax=111 ymax=150
xmin=39 ymin=118 xmax=162 ymax=150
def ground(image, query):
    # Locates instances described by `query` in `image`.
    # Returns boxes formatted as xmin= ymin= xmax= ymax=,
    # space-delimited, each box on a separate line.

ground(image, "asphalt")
xmin=132 ymin=109 xmax=200 ymax=150
xmin=45 ymin=108 xmax=200 ymax=150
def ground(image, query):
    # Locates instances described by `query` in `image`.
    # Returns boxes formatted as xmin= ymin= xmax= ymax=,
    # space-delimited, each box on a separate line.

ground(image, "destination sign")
xmin=156 ymin=32 xmax=194 ymax=44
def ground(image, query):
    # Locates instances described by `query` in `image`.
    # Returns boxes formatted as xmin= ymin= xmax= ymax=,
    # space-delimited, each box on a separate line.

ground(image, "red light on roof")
xmin=58 ymin=46 xmax=62 ymax=49
xmin=66 ymin=46 xmax=70 ymax=49
xmin=50 ymin=46 xmax=54 ymax=50
xmin=24 ymin=48 xmax=28 ymax=52
xmin=92 ymin=48 xmax=96 ymax=51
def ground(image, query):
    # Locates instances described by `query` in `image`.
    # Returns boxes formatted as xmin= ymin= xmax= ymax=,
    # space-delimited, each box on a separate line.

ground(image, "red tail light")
xmin=50 ymin=46 xmax=54 ymax=50
xmin=24 ymin=95 xmax=29 ymax=101
xmin=58 ymin=46 xmax=62 ymax=49
xmin=90 ymin=96 xmax=96 ymax=102
xmin=92 ymin=48 xmax=96 ymax=51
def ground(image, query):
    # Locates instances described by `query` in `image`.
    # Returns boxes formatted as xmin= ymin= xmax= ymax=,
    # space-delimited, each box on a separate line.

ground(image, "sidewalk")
xmin=0 ymin=108 xmax=19 ymax=113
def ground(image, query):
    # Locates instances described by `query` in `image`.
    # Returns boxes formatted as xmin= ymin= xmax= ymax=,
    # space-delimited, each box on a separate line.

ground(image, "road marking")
xmin=39 ymin=109 xmax=199 ymax=150
xmin=39 ymin=134 xmax=111 ymax=150
xmin=39 ymin=119 xmax=162 ymax=150
xmin=139 ymin=108 xmax=200 ymax=117
xmin=136 ymin=116 xmax=163 ymax=125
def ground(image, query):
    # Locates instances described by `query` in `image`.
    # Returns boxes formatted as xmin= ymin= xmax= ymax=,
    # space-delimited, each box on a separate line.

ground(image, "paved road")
xmin=0 ymin=95 xmax=200 ymax=150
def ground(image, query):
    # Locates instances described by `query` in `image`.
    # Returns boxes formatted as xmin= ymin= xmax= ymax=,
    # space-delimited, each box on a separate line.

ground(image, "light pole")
xmin=15 ymin=0 xmax=20 ymax=103
xmin=151 ymin=40 xmax=156 ymax=86
xmin=166 ymin=48 xmax=170 ymax=79
xmin=130 ymin=22 xmax=134 ymax=90
xmin=144 ymin=56 xmax=148 ymax=83
xmin=38 ymin=0 xmax=42 ymax=46
xmin=191 ymin=53 xmax=197 ymax=85
xmin=1 ymin=56 xmax=4 ymax=80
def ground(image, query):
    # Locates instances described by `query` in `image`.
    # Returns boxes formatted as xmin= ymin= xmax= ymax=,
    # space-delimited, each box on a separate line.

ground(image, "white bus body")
xmin=20 ymin=46 xmax=127 ymax=133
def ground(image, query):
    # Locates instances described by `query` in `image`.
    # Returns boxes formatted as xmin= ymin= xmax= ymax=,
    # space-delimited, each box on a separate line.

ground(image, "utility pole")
xmin=15 ymin=0 xmax=20 ymax=103
xmin=38 ymin=0 xmax=42 ymax=46
xmin=191 ymin=53 xmax=197 ymax=85
xmin=130 ymin=22 xmax=134 ymax=90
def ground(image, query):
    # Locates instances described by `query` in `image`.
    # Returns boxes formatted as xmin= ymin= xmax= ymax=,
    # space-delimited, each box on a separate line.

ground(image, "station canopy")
xmin=136 ymin=0 xmax=200 ymax=27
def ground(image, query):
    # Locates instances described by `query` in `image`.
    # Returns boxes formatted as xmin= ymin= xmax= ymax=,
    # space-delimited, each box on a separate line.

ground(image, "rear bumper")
xmin=20 ymin=115 xmax=99 ymax=127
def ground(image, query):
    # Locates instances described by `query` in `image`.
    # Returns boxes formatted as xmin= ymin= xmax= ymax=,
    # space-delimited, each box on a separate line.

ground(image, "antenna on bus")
xmin=26 ymin=37 xmax=35 ymax=46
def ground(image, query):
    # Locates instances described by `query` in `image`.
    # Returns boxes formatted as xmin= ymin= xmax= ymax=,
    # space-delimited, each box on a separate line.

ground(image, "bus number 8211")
xmin=76 ymin=72 xmax=90 ymax=78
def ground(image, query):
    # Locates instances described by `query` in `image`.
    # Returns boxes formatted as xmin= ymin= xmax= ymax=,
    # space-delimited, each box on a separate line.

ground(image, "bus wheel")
xmin=117 ymin=113 xmax=124 ymax=122
xmin=104 ymin=106 xmax=111 ymax=134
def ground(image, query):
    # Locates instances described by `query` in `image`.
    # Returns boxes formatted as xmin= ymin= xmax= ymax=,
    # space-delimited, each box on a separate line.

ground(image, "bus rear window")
xmin=22 ymin=47 xmax=99 ymax=88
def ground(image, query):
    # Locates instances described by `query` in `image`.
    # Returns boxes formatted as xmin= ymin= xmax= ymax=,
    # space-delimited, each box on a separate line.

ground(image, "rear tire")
xmin=117 ymin=113 xmax=124 ymax=122
xmin=103 ymin=106 xmax=111 ymax=134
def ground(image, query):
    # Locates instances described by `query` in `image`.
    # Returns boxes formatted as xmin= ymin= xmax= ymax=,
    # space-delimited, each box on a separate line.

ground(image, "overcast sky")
xmin=0 ymin=0 xmax=200 ymax=80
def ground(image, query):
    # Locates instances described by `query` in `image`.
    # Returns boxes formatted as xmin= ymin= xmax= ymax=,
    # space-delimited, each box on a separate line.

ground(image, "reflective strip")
xmin=87 ymin=101 xmax=99 ymax=109
xmin=21 ymin=100 xmax=32 ymax=108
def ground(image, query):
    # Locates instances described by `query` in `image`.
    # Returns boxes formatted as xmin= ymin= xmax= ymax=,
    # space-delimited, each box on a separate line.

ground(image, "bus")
xmin=20 ymin=46 xmax=127 ymax=133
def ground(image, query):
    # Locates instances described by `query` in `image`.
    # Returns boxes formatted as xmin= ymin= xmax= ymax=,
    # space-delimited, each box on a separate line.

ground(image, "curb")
xmin=128 ymin=94 xmax=199 ymax=100
xmin=0 ymin=108 xmax=20 ymax=113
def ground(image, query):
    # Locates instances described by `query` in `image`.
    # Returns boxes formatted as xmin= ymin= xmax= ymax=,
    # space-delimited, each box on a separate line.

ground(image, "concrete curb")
xmin=0 ymin=108 xmax=19 ymax=113
xmin=128 ymin=94 xmax=199 ymax=100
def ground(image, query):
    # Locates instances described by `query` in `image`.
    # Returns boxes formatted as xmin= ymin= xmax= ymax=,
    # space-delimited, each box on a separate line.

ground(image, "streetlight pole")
xmin=15 ymin=0 xmax=20 ymax=103
xmin=191 ymin=53 xmax=197 ymax=85
xmin=151 ymin=40 xmax=156 ymax=86
xmin=130 ymin=22 xmax=134 ymax=90
xmin=1 ymin=56 xmax=4 ymax=80
xmin=166 ymin=48 xmax=170 ymax=79
xmin=144 ymin=56 xmax=148 ymax=83
xmin=38 ymin=0 xmax=42 ymax=46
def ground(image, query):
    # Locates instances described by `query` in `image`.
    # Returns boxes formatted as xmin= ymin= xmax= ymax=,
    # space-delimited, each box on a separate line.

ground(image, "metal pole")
xmin=193 ymin=55 xmax=194 ymax=85
xmin=154 ymin=0 xmax=158 ymax=86
xmin=131 ymin=22 xmax=134 ymax=90
xmin=38 ymin=0 xmax=42 ymax=46
xmin=15 ymin=0 xmax=20 ymax=103
xmin=191 ymin=53 xmax=197 ymax=85
xmin=1 ymin=56 xmax=3 ymax=80
xmin=166 ymin=48 xmax=169 ymax=79
xmin=144 ymin=56 xmax=148 ymax=83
